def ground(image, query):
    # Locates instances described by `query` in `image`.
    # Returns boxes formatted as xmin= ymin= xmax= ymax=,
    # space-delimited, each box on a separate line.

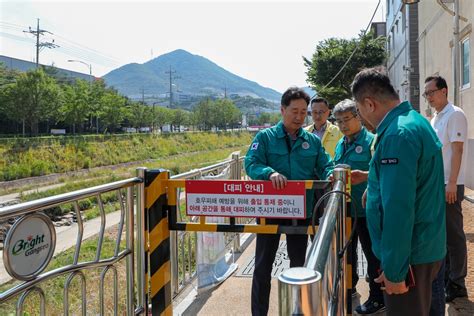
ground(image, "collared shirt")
xmin=430 ymin=102 xmax=468 ymax=185
xmin=312 ymin=122 xmax=327 ymax=140
xmin=343 ymin=131 xmax=361 ymax=151
xmin=304 ymin=121 xmax=343 ymax=158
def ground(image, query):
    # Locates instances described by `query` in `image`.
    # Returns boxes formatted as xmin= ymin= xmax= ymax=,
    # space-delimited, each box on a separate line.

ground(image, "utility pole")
xmin=24 ymin=18 xmax=58 ymax=67
xmin=165 ymin=66 xmax=180 ymax=108
xmin=224 ymin=85 xmax=227 ymax=98
xmin=140 ymin=87 xmax=146 ymax=104
xmin=453 ymin=0 xmax=460 ymax=106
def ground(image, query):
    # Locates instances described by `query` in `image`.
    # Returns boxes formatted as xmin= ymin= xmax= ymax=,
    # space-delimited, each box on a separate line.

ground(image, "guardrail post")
xmin=278 ymin=268 xmax=322 ymax=315
xmin=278 ymin=167 xmax=350 ymax=316
xmin=137 ymin=167 xmax=147 ymax=314
xmin=341 ymin=166 xmax=352 ymax=316
xmin=231 ymin=153 xmax=241 ymax=253
xmin=170 ymin=231 xmax=179 ymax=295
xmin=145 ymin=169 xmax=172 ymax=316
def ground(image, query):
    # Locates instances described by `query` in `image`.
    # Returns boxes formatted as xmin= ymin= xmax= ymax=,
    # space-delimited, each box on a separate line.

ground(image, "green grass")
xmin=16 ymin=145 xmax=249 ymax=219
xmin=0 ymin=132 xmax=253 ymax=181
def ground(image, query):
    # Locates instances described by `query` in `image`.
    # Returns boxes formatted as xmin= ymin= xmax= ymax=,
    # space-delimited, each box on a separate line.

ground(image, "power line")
xmin=23 ymin=18 xmax=59 ymax=67
xmin=319 ymin=0 xmax=382 ymax=92
xmin=1 ymin=19 xmax=121 ymax=69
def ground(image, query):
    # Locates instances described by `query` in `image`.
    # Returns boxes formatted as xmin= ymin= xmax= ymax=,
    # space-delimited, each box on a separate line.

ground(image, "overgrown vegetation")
xmin=0 ymin=132 xmax=253 ymax=181
xmin=17 ymin=144 xmax=249 ymax=218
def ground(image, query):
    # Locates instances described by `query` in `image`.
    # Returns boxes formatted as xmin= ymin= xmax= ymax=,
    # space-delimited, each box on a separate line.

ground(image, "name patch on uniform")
xmin=381 ymin=158 xmax=398 ymax=165
xmin=251 ymin=143 xmax=259 ymax=150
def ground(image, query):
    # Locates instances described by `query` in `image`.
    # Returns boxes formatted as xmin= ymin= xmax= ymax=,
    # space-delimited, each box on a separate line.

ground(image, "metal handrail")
xmin=278 ymin=167 xmax=349 ymax=316
xmin=171 ymin=160 xmax=235 ymax=179
xmin=0 ymin=177 xmax=142 ymax=315
xmin=305 ymin=179 xmax=344 ymax=271
xmin=0 ymin=249 xmax=131 ymax=302
xmin=0 ymin=177 xmax=141 ymax=220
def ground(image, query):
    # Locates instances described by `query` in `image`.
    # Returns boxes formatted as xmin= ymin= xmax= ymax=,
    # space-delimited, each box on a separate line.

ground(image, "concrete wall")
xmin=386 ymin=0 xmax=420 ymax=110
xmin=418 ymin=0 xmax=473 ymax=188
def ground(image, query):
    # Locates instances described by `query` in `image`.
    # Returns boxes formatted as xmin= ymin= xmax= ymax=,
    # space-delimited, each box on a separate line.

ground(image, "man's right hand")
xmin=362 ymin=188 xmax=367 ymax=209
xmin=351 ymin=170 xmax=369 ymax=185
xmin=269 ymin=172 xmax=288 ymax=190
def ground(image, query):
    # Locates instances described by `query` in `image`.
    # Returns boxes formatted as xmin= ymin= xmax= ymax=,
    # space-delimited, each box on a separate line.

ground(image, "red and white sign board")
xmin=185 ymin=180 xmax=306 ymax=219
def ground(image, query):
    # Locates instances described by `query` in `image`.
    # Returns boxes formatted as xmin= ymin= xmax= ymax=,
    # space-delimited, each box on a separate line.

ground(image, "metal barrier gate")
xmin=0 ymin=155 xmax=352 ymax=315
xmin=143 ymin=164 xmax=352 ymax=315
xmin=0 ymin=177 xmax=144 ymax=315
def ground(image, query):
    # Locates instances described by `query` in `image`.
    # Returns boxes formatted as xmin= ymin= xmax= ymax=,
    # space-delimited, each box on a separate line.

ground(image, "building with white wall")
xmin=386 ymin=0 xmax=420 ymax=110
xmin=417 ymin=0 xmax=473 ymax=188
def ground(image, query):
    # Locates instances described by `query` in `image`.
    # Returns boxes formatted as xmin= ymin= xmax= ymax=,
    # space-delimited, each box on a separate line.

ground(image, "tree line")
xmin=0 ymin=64 xmax=243 ymax=136
xmin=304 ymin=32 xmax=386 ymax=106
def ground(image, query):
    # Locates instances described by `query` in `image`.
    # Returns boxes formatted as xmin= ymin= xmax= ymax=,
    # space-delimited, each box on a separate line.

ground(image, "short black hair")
xmin=351 ymin=66 xmax=399 ymax=102
xmin=281 ymin=86 xmax=310 ymax=107
xmin=310 ymin=97 xmax=331 ymax=109
xmin=425 ymin=75 xmax=448 ymax=91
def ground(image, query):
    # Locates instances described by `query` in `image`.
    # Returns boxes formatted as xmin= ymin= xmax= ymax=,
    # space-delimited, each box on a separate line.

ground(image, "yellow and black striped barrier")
xmin=144 ymin=172 xmax=350 ymax=315
xmin=145 ymin=169 xmax=172 ymax=316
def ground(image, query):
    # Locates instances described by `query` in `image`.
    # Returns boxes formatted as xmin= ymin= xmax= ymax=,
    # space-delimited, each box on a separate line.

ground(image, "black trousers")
xmin=445 ymin=185 xmax=467 ymax=289
xmin=385 ymin=260 xmax=442 ymax=316
xmin=351 ymin=217 xmax=384 ymax=302
xmin=251 ymin=218 xmax=309 ymax=316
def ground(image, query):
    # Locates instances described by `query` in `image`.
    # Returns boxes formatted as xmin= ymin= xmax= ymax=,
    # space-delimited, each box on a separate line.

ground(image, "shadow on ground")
xmin=447 ymin=297 xmax=474 ymax=315
xmin=465 ymin=233 xmax=474 ymax=243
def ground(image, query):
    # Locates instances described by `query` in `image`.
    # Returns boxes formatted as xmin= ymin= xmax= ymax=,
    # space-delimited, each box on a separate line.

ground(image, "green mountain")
xmin=103 ymin=49 xmax=281 ymax=104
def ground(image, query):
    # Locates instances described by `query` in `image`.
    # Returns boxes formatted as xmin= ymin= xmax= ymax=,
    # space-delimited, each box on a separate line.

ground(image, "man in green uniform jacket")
xmin=332 ymin=99 xmax=385 ymax=314
xmin=245 ymin=86 xmax=333 ymax=316
xmin=351 ymin=67 xmax=446 ymax=316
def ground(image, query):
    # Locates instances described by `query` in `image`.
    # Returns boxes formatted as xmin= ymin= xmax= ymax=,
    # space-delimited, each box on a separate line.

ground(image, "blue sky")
xmin=0 ymin=0 xmax=384 ymax=92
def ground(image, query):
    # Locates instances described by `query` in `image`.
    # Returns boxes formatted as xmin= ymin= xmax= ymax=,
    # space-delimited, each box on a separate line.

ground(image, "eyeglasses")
xmin=422 ymin=89 xmax=441 ymax=98
xmin=310 ymin=109 xmax=328 ymax=116
xmin=335 ymin=115 xmax=357 ymax=126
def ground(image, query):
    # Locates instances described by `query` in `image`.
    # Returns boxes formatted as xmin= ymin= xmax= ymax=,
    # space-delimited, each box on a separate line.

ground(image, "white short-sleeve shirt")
xmin=431 ymin=103 xmax=468 ymax=185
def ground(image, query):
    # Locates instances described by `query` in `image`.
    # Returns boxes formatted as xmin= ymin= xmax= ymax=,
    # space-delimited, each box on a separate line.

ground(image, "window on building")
xmin=461 ymin=38 xmax=470 ymax=88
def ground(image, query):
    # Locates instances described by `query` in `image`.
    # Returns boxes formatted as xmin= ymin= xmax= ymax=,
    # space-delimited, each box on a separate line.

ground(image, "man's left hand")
xmin=375 ymin=271 xmax=408 ymax=295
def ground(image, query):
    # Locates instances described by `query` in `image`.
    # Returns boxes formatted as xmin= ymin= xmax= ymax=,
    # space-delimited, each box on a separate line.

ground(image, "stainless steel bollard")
xmin=278 ymin=267 xmax=322 ymax=315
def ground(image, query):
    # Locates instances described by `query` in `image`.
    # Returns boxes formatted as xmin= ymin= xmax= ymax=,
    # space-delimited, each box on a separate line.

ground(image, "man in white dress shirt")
xmin=425 ymin=75 xmax=468 ymax=303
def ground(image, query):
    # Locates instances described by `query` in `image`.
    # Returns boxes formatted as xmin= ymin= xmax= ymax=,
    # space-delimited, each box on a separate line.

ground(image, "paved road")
xmin=0 ymin=183 xmax=66 ymax=205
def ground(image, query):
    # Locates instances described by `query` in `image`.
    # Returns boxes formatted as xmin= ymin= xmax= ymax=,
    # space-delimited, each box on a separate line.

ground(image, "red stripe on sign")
xmin=185 ymin=180 xmax=306 ymax=195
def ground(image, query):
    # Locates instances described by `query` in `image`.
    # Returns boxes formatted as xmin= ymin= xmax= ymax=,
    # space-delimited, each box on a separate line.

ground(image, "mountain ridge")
xmin=103 ymin=49 xmax=281 ymax=103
